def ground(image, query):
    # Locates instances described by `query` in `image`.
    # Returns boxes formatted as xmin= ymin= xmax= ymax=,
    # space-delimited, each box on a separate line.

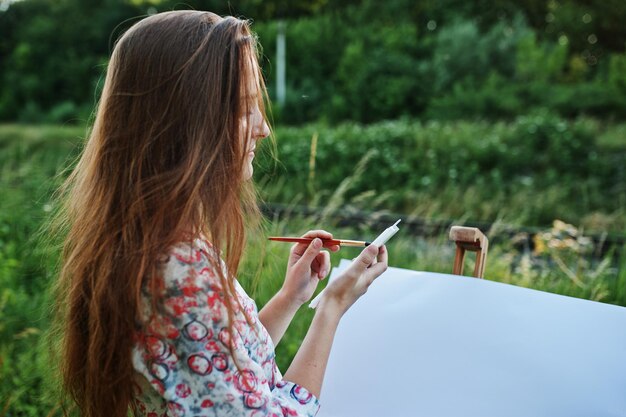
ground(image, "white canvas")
xmin=317 ymin=259 xmax=626 ymax=417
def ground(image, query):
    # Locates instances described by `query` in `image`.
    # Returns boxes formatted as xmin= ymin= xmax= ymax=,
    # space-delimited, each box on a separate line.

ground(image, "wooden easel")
xmin=449 ymin=226 xmax=489 ymax=278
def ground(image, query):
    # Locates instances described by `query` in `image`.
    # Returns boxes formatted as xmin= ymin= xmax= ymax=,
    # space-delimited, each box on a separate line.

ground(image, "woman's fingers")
xmin=328 ymin=244 xmax=341 ymax=252
xmin=349 ymin=245 xmax=388 ymax=284
xmin=314 ymin=251 xmax=330 ymax=279
xmin=302 ymin=230 xmax=339 ymax=251
xmin=377 ymin=245 xmax=388 ymax=263
xmin=294 ymin=238 xmax=323 ymax=266
xmin=364 ymin=258 xmax=388 ymax=285
xmin=349 ymin=245 xmax=379 ymax=276
xmin=291 ymin=230 xmax=334 ymax=257
xmin=362 ymin=245 xmax=388 ymax=283
xmin=321 ymin=244 xmax=389 ymax=313
xmin=301 ymin=229 xmax=333 ymax=240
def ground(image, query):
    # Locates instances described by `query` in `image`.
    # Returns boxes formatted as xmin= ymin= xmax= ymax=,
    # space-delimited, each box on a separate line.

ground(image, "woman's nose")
xmin=254 ymin=118 xmax=270 ymax=140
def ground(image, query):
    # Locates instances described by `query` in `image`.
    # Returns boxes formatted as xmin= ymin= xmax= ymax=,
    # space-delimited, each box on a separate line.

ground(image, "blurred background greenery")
xmin=2 ymin=0 xmax=626 ymax=123
xmin=1 ymin=0 xmax=625 ymax=415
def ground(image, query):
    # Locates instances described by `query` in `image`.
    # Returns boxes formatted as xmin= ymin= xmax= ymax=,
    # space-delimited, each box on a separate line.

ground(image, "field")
xmin=1 ymin=120 xmax=625 ymax=415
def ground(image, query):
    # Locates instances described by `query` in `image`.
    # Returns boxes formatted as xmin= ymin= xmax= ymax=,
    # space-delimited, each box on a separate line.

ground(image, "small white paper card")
xmin=318 ymin=259 xmax=626 ymax=417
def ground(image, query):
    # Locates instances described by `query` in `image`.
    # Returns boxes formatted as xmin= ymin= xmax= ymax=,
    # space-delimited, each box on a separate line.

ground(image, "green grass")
xmin=1 ymin=121 xmax=625 ymax=416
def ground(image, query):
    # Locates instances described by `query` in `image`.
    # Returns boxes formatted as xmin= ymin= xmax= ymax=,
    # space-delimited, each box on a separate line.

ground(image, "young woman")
xmin=54 ymin=10 xmax=388 ymax=417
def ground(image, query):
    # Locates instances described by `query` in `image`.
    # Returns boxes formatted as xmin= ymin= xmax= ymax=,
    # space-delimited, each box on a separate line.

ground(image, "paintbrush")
xmin=268 ymin=237 xmax=370 ymax=248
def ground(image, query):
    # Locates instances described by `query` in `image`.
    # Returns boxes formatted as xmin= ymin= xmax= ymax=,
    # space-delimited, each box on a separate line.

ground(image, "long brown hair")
xmin=51 ymin=10 xmax=268 ymax=417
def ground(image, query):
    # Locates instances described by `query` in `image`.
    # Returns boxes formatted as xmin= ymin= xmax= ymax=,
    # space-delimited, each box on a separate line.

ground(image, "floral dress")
xmin=132 ymin=238 xmax=320 ymax=417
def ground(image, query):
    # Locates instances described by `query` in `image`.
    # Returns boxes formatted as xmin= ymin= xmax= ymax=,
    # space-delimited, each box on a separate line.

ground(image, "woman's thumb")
xmin=350 ymin=245 xmax=378 ymax=273
xmin=298 ymin=238 xmax=323 ymax=265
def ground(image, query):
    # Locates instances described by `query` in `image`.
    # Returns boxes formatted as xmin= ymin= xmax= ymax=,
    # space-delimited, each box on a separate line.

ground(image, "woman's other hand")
xmin=319 ymin=244 xmax=388 ymax=315
xmin=282 ymin=230 xmax=340 ymax=306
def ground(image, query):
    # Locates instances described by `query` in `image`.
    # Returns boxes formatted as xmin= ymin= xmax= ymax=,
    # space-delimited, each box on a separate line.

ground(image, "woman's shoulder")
xmin=140 ymin=238 xmax=228 ymax=322
xmin=160 ymin=237 xmax=221 ymax=268
xmin=162 ymin=237 xmax=215 ymax=265
xmin=156 ymin=237 xmax=223 ymax=290
xmin=157 ymin=239 xmax=257 ymax=315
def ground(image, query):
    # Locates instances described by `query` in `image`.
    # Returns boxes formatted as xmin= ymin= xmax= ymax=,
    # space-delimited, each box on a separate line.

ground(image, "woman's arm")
xmin=258 ymin=289 xmax=301 ymax=346
xmin=282 ymin=297 xmax=342 ymax=398
xmin=259 ymin=230 xmax=337 ymax=345
xmin=284 ymin=244 xmax=388 ymax=398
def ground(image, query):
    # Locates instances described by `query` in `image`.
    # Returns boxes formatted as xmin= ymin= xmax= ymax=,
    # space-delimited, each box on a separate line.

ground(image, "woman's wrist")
xmin=277 ymin=287 xmax=306 ymax=310
xmin=315 ymin=293 xmax=346 ymax=319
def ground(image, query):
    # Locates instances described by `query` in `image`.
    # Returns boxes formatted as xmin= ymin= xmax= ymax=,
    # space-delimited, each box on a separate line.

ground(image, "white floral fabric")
xmin=132 ymin=238 xmax=320 ymax=417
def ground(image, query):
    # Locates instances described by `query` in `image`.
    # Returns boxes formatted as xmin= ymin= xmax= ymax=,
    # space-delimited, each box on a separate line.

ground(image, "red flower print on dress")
xmin=151 ymin=275 xmax=166 ymax=296
xmin=234 ymin=369 xmax=259 ymax=393
xmin=187 ymin=353 xmax=212 ymax=375
xmin=207 ymin=289 xmax=223 ymax=306
xmin=212 ymin=352 xmax=229 ymax=371
xmin=181 ymin=272 xmax=204 ymax=297
xmin=175 ymin=383 xmax=191 ymax=398
xmin=165 ymin=295 xmax=198 ymax=316
xmin=148 ymin=361 xmax=169 ymax=382
xmin=147 ymin=315 xmax=180 ymax=340
xmin=173 ymin=249 xmax=202 ymax=264
xmin=291 ymin=385 xmax=314 ymax=404
xmin=262 ymin=359 xmax=276 ymax=389
xmin=198 ymin=266 xmax=216 ymax=283
xmin=244 ymin=392 xmax=267 ymax=409
xmin=280 ymin=405 xmax=299 ymax=416
xmin=218 ymin=327 xmax=231 ymax=347
xmin=183 ymin=319 xmax=211 ymax=341
xmin=150 ymin=379 xmax=165 ymax=395
xmin=205 ymin=340 xmax=220 ymax=352
xmin=144 ymin=336 xmax=170 ymax=360
xmin=167 ymin=401 xmax=185 ymax=417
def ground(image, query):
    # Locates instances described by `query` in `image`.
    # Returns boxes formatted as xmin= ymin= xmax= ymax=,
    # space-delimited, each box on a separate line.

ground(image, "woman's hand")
xmin=282 ymin=230 xmax=340 ymax=306
xmin=283 ymin=244 xmax=388 ymax=397
xmin=318 ymin=244 xmax=388 ymax=316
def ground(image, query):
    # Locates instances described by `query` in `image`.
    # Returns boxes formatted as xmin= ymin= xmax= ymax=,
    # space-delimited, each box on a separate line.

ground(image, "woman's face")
xmin=241 ymin=62 xmax=270 ymax=181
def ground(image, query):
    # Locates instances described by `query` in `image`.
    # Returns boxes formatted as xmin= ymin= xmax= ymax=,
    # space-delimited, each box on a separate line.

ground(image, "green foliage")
xmin=426 ymin=73 xmax=523 ymax=120
xmin=516 ymin=32 xmax=568 ymax=82
xmin=0 ymin=0 xmax=141 ymax=122
xmin=0 ymin=124 xmax=83 ymax=415
xmin=255 ymin=114 xmax=623 ymax=230
xmin=2 ymin=1 xmax=626 ymax=124
xmin=548 ymin=81 xmax=626 ymax=118
xmin=255 ymin=14 xmax=349 ymax=124
xmin=429 ymin=15 xmax=530 ymax=93
xmin=331 ymin=24 xmax=422 ymax=122
xmin=608 ymin=53 xmax=626 ymax=92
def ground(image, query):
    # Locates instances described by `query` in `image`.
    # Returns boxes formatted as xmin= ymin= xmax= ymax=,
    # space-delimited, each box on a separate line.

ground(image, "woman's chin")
xmin=243 ymin=164 xmax=254 ymax=180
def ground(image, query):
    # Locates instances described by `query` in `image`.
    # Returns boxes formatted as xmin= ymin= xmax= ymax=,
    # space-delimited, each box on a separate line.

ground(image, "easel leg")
xmin=453 ymin=245 xmax=466 ymax=276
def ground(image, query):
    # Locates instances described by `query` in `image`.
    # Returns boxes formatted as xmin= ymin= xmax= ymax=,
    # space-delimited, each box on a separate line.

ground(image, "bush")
xmin=330 ymin=24 xmax=422 ymax=123
xmin=428 ymin=15 xmax=532 ymax=94
xmin=255 ymin=14 xmax=349 ymax=124
xmin=255 ymin=114 xmax=621 ymax=228
xmin=426 ymin=73 xmax=523 ymax=120
xmin=549 ymin=82 xmax=626 ymax=118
